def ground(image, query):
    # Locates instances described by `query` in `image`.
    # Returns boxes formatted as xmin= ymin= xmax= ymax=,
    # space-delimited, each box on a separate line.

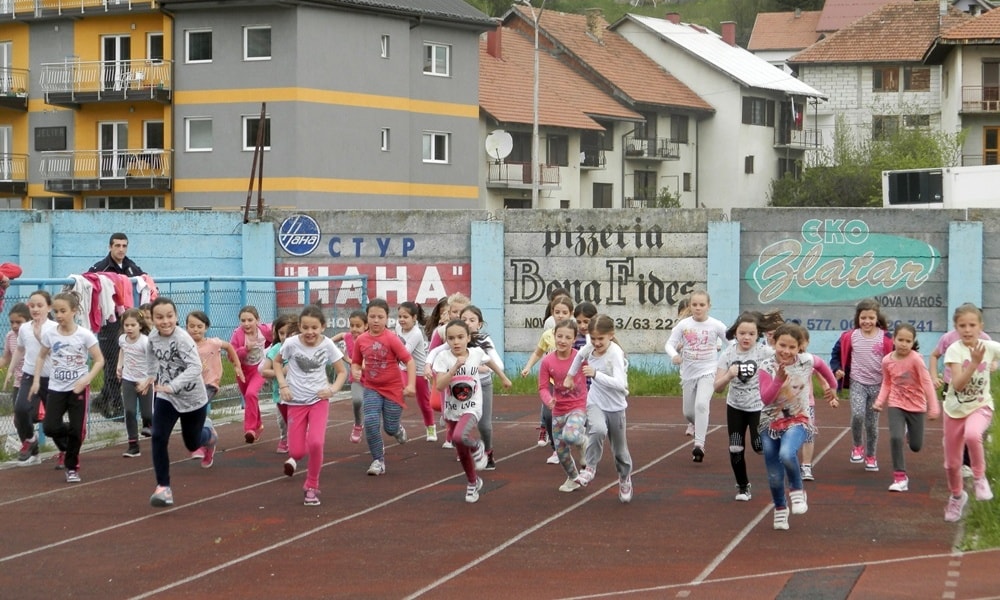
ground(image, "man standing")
xmin=89 ymin=233 xmax=145 ymax=418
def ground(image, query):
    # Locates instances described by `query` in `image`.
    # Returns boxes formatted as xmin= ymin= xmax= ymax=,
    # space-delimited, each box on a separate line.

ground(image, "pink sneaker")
xmin=190 ymin=448 xmax=205 ymax=460
xmin=944 ymin=490 xmax=969 ymax=522
xmin=974 ymin=477 xmax=994 ymax=501
xmin=201 ymin=421 xmax=218 ymax=469
xmin=850 ymin=446 xmax=864 ymax=463
xmin=275 ymin=439 xmax=289 ymax=454
xmin=349 ymin=424 xmax=363 ymax=443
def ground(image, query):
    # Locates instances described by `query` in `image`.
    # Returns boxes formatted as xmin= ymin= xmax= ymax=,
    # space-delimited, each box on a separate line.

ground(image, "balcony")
xmin=486 ymin=161 xmax=560 ymax=189
xmin=39 ymin=148 xmax=171 ymax=193
xmin=0 ymin=0 xmax=157 ymax=20
xmin=580 ymin=146 xmax=606 ymax=169
xmin=774 ymin=128 xmax=822 ymax=149
xmin=40 ymin=59 xmax=171 ymax=107
xmin=0 ymin=154 xmax=28 ymax=195
xmin=961 ymin=86 xmax=1000 ymax=113
xmin=623 ymin=135 xmax=680 ymax=161
xmin=0 ymin=68 xmax=29 ymax=111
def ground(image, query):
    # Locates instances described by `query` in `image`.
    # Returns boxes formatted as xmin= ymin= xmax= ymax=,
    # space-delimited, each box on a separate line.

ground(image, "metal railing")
xmin=39 ymin=148 xmax=172 ymax=179
xmin=961 ymin=85 xmax=1000 ymax=112
xmin=580 ymin=147 xmax=607 ymax=168
xmin=1 ymin=0 xmax=156 ymax=18
xmin=622 ymin=135 xmax=680 ymax=160
xmin=774 ymin=128 xmax=822 ymax=148
xmin=0 ymin=153 xmax=27 ymax=181
xmin=486 ymin=161 xmax=560 ymax=186
xmin=40 ymin=58 xmax=171 ymax=97
xmin=0 ymin=67 xmax=29 ymax=96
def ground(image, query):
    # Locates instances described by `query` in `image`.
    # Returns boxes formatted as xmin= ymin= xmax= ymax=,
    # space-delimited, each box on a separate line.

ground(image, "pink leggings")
xmin=239 ymin=368 xmax=266 ymax=434
xmin=401 ymin=371 xmax=434 ymax=426
xmin=943 ymin=406 xmax=994 ymax=496
xmin=287 ymin=400 xmax=330 ymax=491
xmin=446 ymin=413 xmax=480 ymax=484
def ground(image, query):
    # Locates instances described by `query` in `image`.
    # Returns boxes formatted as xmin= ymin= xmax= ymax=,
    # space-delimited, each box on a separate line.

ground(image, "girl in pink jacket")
xmin=230 ymin=305 xmax=272 ymax=443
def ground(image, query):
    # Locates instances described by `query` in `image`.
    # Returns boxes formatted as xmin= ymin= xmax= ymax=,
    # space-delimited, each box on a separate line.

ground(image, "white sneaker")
xmin=734 ymin=484 xmax=752 ymax=501
xmin=426 ymin=425 xmax=438 ymax=442
xmin=618 ymin=477 xmax=633 ymax=503
xmin=472 ymin=441 xmax=489 ymax=471
xmin=800 ymin=464 xmax=814 ymax=481
xmin=888 ymin=477 xmax=909 ymax=492
xmin=394 ymin=426 xmax=408 ymax=444
xmin=961 ymin=465 xmax=974 ymax=479
xmin=773 ymin=507 xmax=790 ymax=530
xmin=574 ymin=466 xmax=595 ymax=487
xmin=367 ymin=459 xmax=386 ymax=476
xmin=974 ymin=477 xmax=994 ymax=501
xmin=17 ymin=454 xmax=40 ymax=467
xmin=685 ymin=423 xmax=695 ymax=437
xmin=465 ymin=477 xmax=484 ymax=503
xmin=559 ymin=477 xmax=582 ymax=493
xmin=545 ymin=451 xmax=560 ymax=465
xmin=789 ymin=489 xmax=808 ymax=515
xmin=442 ymin=440 xmax=454 ymax=449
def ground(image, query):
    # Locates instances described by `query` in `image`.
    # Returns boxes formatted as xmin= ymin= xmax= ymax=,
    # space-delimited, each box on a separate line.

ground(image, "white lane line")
xmin=401 ymin=426 xmax=723 ymax=600
xmin=687 ymin=427 xmax=851 ymax=585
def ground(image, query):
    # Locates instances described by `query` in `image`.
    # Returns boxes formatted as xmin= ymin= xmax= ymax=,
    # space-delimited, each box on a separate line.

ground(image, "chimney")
xmin=585 ymin=8 xmax=603 ymax=41
xmin=665 ymin=12 xmax=681 ymax=25
xmin=486 ymin=22 xmax=502 ymax=58
xmin=721 ymin=21 xmax=736 ymax=46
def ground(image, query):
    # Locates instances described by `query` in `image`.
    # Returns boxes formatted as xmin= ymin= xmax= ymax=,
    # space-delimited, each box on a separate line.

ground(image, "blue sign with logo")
xmin=278 ymin=215 xmax=322 ymax=257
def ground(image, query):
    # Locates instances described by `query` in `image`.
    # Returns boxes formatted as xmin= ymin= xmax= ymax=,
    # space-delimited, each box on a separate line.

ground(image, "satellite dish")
xmin=485 ymin=129 xmax=513 ymax=161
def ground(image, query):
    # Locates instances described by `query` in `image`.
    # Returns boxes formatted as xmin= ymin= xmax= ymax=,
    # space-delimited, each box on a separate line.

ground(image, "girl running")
xmin=351 ymin=298 xmax=416 ymax=476
xmin=872 ymin=323 xmax=939 ymax=493
xmin=432 ymin=318 xmax=511 ymax=503
xmin=188 ymin=310 xmax=244 ymax=459
xmin=117 ymin=308 xmax=153 ymax=458
xmin=274 ymin=305 xmax=346 ymax=505
xmin=1 ymin=302 xmax=29 ymax=408
xmin=565 ymin=314 xmax=633 ymax=503
xmin=260 ymin=313 xmax=298 ymax=453
xmin=31 ymin=292 xmax=103 ymax=483
xmin=8 ymin=291 xmax=56 ymax=467
xmin=142 ymin=297 xmax=219 ymax=508
xmin=540 ymin=319 xmax=588 ymax=492
xmin=830 ymin=298 xmax=893 ymax=471
xmin=331 ymin=310 xmax=367 ymax=443
xmin=664 ymin=289 xmax=727 ymax=462
xmin=230 ymin=305 xmax=271 ymax=443
xmin=714 ymin=312 xmax=772 ymax=501
xmin=941 ymin=303 xmax=998 ymax=521
xmin=396 ymin=301 xmax=435 ymax=441
xmin=758 ymin=323 xmax=837 ymax=530
xmin=460 ymin=305 xmax=504 ymax=470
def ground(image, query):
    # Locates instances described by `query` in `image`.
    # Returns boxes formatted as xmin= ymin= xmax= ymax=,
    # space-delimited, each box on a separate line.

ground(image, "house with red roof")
xmin=481 ymin=7 xmax=713 ymax=209
xmin=612 ymin=14 xmax=826 ymax=210
xmin=789 ymin=1 xmax=971 ymax=158
xmin=927 ymin=6 xmax=1000 ymax=164
xmin=748 ymin=9 xmax=822 ymax=73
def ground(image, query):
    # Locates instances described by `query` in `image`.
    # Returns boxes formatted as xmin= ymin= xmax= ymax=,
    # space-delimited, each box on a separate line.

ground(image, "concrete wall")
xmin=2 ymin=207 xmax=997 ymax=376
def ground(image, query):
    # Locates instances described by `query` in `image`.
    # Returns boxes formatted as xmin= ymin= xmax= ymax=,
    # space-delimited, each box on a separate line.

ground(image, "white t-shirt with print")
xmin=433 ymin=347 xmax=489 ymax=422
xmin=41 ymin=326 xmax=99 ymax=392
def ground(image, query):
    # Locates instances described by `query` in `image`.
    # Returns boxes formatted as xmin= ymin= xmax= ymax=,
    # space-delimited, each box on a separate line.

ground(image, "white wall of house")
xmin=940 ymin=45 xmax=1000 ymax=165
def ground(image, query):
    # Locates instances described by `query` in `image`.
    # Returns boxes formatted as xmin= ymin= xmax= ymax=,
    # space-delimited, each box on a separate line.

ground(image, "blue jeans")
xmin=761 ymin=424 xmax=808 ymax=508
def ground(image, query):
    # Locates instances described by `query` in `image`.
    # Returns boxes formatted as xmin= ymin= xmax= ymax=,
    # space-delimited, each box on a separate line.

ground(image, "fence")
xmin=1 ymin=274 xmax=368 ymax=454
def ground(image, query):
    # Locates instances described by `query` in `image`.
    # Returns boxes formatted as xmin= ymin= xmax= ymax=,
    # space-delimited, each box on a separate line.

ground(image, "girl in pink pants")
xmin=230 ymin=305 xmax=271 ymax=443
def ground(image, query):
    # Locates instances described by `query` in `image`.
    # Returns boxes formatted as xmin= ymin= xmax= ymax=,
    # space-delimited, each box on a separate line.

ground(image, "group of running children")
xmin=0 ymin=288 xmax=995 ymax=526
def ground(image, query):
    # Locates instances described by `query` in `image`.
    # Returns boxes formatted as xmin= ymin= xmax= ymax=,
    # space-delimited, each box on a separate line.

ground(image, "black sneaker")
xmin=484 ymin=451 xmax=496 ymax=471
xmin=692 ymin=446 xmax=705 ymax=463
xmin=122 ymin=443 xmax=141 ymax=458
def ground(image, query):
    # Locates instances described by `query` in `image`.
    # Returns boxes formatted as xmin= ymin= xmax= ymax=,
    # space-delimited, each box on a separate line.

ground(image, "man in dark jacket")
xmin=89 ymin=233 xmax=145 ymax=419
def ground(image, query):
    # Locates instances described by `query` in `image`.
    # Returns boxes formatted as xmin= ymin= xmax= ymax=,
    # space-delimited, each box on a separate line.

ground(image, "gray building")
xmin=160 ymin=0 xmax=493 ymax=210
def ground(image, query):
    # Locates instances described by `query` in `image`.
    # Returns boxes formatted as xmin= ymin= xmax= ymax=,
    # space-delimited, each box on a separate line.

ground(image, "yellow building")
xmin=0 ymin=0 xmax=173 ymax=210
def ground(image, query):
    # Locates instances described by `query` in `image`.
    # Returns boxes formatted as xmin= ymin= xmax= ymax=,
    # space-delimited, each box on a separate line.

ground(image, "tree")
xmin=768 ymin=115 xmax=965 ymax=207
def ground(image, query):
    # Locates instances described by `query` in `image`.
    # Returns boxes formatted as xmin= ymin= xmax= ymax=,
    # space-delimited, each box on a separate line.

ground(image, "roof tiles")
xmin=747 ymin=10 xmax=823 ymax=51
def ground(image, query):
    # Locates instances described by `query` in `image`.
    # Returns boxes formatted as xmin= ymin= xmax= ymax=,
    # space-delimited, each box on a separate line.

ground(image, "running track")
xmin=1 ymin=396 xmax=997 ymax=600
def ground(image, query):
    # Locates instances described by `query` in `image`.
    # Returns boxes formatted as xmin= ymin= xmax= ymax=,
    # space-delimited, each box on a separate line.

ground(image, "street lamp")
xmin=518 ymin=0 xmax=545 ymax=208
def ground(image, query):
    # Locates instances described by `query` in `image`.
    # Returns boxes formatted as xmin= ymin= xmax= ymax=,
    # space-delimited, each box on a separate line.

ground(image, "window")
xmin=778 ymin=158 xmax=801 ymax=179
xmin=742 ymin=97 xmax=775 ymax=127
xmin=144 ymin=121 xmax=164 ymax=150
xmin=581 ymin=121 xmax=613 ymax=153
xmin=147 ymin=33 xmax=163 ymax=62
xmin=593 ymin=183 xmax=612 ymax=208
xmin=381 ymin=35 xmax=390 ymax=59
xmin=546 ymin=135 xmax=568 ymax=167
xmin=31 ymin=197 xmax=74 ymax=210
xmin=903 ymin=114 xmax=930 ymax=128
xmin=744 ymin=155 xmax=754 ymax=174
xmin=84 ymin=196 xmax=164 ymax=210
xmin=872 ymin=115 xmax=900 ymax=140
xmin=504 ymin=198 xmax=531 ymax=209
xmin=423 ymin=42 xmax=450 ymax=76
xmin=244 ymin=116 xmax=271 ymax=151
xmin=422 ymin=132 xmax=449 ymax=163
xmin=683 ymin=172 xmax=692 ymax=192
xmin=244 ymin=26 xmax=271 ymax=61
xmin=873 ymin=67 xmax=899 ymax=92
xmin=635 ymin=111 xmax=657 ymax=140
xmin=670 ymin=115 xmax=689 ymax=143
xmin=634 ymin=170 xmax=656 ymax=200
xmin=509 ymin=132 xmax=531 ymax=163
xmin=380 ymin=128 xmax=390 ymax=152
xmin=904 ymin=67 xmax=930 ymax=91
xmin=186 ymin=29 xmax=212 ymax=63
xmin=984 ymin=127 xmax=999 ymax=165
xmin=186 ymin=117 xmax=212 ymax=151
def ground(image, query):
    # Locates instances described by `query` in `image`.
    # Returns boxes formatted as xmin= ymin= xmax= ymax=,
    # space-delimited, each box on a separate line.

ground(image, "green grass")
xmin=497 ymin=368 xmax=682 ymax=396
xmin=962 ymin=431 xmax=1000 ymax=550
